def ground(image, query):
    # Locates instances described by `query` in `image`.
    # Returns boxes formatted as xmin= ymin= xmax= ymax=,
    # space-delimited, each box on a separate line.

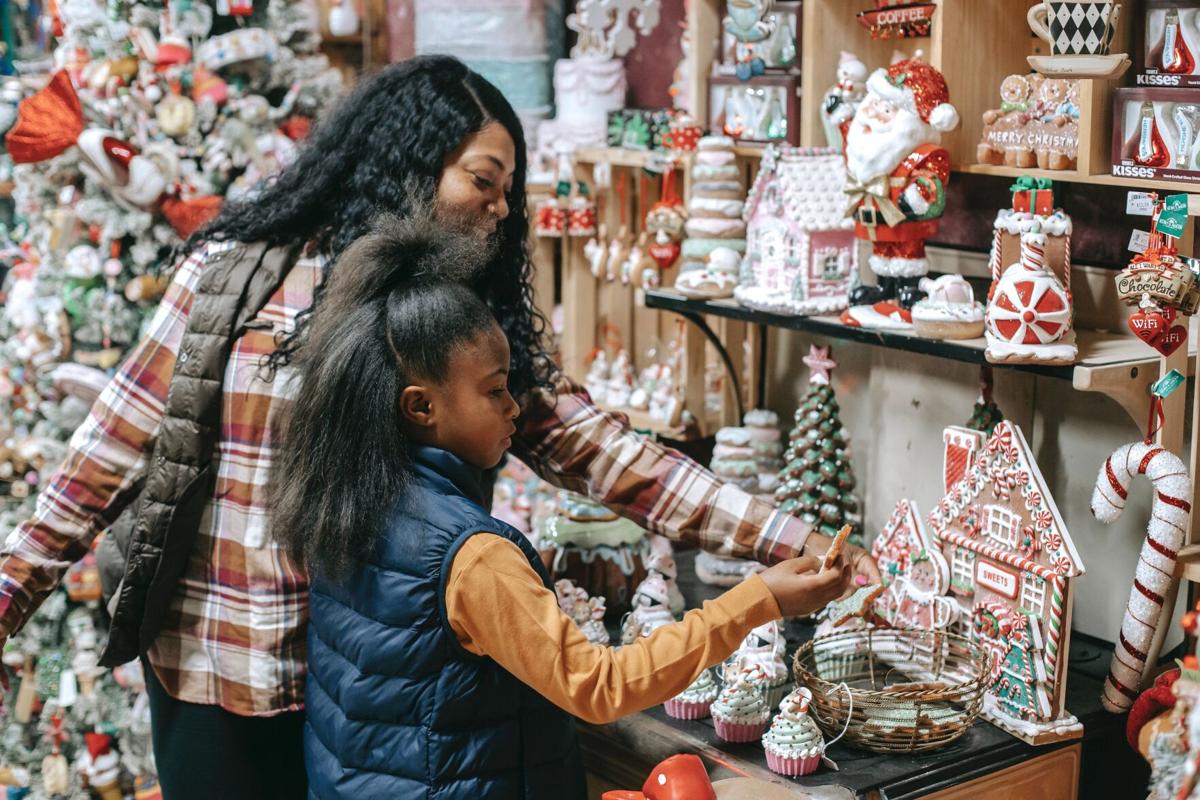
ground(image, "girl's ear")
xmin=400 ymin=385 xmax=436 ymax=428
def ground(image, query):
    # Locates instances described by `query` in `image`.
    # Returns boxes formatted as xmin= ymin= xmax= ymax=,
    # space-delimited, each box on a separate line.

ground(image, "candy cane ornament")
xmin=1091 ymin=441 xmax=1192 ymax=713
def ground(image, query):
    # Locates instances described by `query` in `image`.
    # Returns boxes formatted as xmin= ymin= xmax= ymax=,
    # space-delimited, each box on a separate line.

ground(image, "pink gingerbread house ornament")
xmin=871 ymin=499 xmax=959 ymax=631
xmin=734 ymin=146 xmax=858 ymax=316
xmin=928 ymin=421 xmax=1085 ymax=745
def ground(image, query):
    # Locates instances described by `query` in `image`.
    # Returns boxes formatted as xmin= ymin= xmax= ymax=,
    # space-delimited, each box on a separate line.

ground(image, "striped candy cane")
xmin=1092 ymin=442 xmax=1192 ymax=713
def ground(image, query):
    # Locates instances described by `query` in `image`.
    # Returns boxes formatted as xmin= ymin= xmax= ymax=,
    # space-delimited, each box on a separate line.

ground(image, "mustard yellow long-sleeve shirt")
xmin=446 ymin=534 xmax=781 ymax=725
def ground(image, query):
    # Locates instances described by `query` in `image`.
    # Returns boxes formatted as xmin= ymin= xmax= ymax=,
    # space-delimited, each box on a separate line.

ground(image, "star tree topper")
xmin=803 ymin=345 xmax=837 ymax=385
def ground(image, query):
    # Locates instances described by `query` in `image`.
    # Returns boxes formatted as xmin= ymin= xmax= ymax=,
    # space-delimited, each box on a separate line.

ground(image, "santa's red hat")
xmin=866 ymin=57 xmax=959 ymax=133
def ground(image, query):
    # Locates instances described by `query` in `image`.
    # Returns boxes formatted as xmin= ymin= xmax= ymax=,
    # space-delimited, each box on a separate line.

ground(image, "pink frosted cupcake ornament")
xmin=763 ymin=687 xmax=827 ymax=777
xmin=728 ymin=620 xmax=790 ymax=708
xmin=711 ymin=666 xmax=771 ymax=743
xmin=664 ymin=668 xmax=719 ymax=720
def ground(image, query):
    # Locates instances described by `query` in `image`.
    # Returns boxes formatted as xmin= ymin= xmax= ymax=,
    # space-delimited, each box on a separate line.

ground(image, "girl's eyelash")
xmin=473 ymin=173 xmax=496 ymax=189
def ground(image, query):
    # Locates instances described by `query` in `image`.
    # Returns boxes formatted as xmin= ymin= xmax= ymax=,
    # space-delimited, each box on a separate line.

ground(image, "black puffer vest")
xmin=99 ymin=241 xmax=300 ymax=667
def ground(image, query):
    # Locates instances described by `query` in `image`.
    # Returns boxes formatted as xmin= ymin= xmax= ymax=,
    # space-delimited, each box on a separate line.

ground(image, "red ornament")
xmin=602 ymin=754 xmax=718 ymax=800
xmin=1153 ymin=324 xmax=1188 ymax=356
xmin=102 ymin=136 xmax=136 ymax=170
xmin=1128 ymin=308 xmax=1167 ymax=344
xmin=1162 ymin=10 xmax=1196 ymax=74
xmin=647 ymin=240 xmax=680 ymax=270
xmin=1133 ymin=102 xmax=1172 ymax=168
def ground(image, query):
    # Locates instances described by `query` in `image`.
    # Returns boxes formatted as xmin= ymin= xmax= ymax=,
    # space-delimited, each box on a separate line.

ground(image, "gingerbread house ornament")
xmin=871 ymin=499 xmax=959 ymax=631
xmin=928 ymin=421 xmax=1085 ymax=745
xmin=733 ymin=146 xmax=858 ymax=316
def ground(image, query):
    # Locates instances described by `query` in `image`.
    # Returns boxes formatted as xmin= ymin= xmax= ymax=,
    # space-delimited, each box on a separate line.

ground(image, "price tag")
xmin=1129 ymin=229 xmax=1151 ymax=253
xmin=1127 ymin=191 xmax=1156 ymax=216
xmin=1155 ymin=193 xmax=1190 ymax=237
xmin=1153 ymin=369 xmax=1186 ymax=398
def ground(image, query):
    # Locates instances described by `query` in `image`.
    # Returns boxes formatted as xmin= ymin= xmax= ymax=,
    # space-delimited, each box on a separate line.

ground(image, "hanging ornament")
xmin=1162 ymin=8 xmax=1196 ymax=75
xmin=644 ymin=165 xmax=686 ymax=273
xmin=1133 ymin=101 xmax=1171 ymax=168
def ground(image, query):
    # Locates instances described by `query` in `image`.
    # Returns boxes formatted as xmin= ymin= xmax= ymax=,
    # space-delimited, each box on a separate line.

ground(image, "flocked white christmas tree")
xmin=0 ymin=0 xmax=343 ymax=795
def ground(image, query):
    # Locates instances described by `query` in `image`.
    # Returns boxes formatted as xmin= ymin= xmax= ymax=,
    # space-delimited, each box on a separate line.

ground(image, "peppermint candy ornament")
xmin=987 ymin=231 xmax=1071 ymax=346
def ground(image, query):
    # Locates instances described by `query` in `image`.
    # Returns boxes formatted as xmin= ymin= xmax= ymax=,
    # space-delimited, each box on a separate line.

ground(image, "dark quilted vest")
xmin=100 ymin=242 xmax=300 ymax=667
xmin=305 ymin=446 xmax=584 ymax=800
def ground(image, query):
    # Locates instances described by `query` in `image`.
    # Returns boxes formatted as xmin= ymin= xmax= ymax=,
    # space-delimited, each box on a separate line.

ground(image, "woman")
xmin=0 ymin=56 xmax=878 ymax=799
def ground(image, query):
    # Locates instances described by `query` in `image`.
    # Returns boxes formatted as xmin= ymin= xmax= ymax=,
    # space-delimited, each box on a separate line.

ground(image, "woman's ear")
xmin=399 ymin=385 xmax=436 ymax=428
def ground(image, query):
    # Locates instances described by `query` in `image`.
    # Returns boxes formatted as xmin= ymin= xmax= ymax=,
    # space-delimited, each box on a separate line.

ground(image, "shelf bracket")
xmin=675 ymin=310 xmax=746 ymax=423
xmin=1072 ymin=361 xmax=1156 ymax=431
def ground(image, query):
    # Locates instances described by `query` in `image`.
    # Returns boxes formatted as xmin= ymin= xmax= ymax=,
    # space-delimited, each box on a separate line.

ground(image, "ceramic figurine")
xmin=841 ymin=57 xmax=959 ymax=329
xmin=763 ymin=688 xmax=827 ymax=777
xmin=929 ymin=422 xmax=1085 ymax=744
xmin=620 ymin=572 xmax=675 ymax=644
xmin=820 ymin=51 xmax=867 ymax=149
xmin=723 ymin=0 xmax=774 ymax=80
xmin=735 ymin=146 xmax=857 ymax=315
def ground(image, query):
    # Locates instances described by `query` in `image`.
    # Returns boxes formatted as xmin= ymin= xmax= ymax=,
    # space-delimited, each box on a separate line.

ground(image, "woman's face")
xmin=437 ymin=121 xmax=517 ymax=240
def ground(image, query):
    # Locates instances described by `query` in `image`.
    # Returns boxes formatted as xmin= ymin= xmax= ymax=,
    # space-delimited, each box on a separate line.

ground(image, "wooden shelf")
xmin=594 ymin=401 xmax=714 ymax=441
xmin=573 ymin=147 xmax=693 ymax=170
xmin=643 ymin=289 xmax=1193 ymax=395
xmin=958 ymin=163 xmax=1200 ymax=195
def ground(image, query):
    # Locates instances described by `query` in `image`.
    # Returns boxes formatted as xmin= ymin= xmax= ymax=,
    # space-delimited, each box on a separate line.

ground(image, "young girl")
xmin=272 ymin=218 xmax=851 ymax=800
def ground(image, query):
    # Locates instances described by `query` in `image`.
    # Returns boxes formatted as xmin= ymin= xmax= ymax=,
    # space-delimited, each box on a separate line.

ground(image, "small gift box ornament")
xmin=1010 ymin=176 xmax=1055 ymax=215
xmin=663 ymin=113 xmax=703 ymax=151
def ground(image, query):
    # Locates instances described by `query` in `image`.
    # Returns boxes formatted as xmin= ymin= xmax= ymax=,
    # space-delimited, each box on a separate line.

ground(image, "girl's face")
xmin=437 ymin=122 xmax=517 ymax=240
xmin=402 ymin=323 xmax=520 ymax=470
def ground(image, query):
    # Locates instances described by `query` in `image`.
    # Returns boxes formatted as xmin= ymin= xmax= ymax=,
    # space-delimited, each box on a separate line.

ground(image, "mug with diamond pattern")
xmin=1027 ymin=1 xmax=1120 ymax=56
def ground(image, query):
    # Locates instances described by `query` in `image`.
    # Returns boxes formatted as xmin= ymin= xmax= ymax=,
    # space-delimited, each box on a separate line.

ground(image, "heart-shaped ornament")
xmin=1128 ymin=308 xmax=1167 ymax=344
xmin=648 ymin=241 xmax=680 ymax=270
xmin=1153 ymin=324 xmax=1188 ymax=356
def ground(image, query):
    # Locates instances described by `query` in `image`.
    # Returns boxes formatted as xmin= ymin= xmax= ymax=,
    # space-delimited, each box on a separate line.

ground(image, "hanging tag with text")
xmin=1127 ymin=192 xmax=1156 ymax=215
xmin=1153 ymin=369 xmax=1186 ymax=398
xmin=1155 ymin=194 xmax=1190 ymax=237
xmin=1129 ymin=229 xmax=1151 ymax=253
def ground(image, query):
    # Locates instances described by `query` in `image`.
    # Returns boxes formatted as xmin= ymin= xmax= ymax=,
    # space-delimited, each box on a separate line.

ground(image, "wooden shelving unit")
xmin=959 ymin=163 xmax=1200 ymax=195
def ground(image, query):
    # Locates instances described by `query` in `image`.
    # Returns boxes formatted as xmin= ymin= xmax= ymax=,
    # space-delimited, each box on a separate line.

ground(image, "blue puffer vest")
xmin=305 ymin=446 xmax=584 ymax=799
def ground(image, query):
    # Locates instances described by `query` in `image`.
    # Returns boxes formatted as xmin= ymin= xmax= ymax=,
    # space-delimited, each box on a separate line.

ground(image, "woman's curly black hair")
xmin=185 ymin=54 xmax=555 ymax=400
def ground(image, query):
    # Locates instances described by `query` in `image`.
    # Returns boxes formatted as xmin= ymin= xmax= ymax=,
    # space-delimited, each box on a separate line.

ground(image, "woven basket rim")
xmin=792 ymin=628 xmax=990 ymax=700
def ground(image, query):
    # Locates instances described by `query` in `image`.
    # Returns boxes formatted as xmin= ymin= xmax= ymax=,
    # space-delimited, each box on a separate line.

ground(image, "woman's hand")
xmin=759 ymin=556 xmax=851 ymax=618
xmin=804 ymin=531 xmax=882 ymax=586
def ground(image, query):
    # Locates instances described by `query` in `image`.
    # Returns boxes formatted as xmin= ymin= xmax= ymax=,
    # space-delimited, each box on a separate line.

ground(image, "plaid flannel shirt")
xmin=0 ymin=242 xmax=810 ymax=716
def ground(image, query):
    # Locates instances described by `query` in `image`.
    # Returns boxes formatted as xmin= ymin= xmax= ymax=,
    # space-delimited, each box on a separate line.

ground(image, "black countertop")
xmin=580 ymin=552 xmax=1148 ymax=799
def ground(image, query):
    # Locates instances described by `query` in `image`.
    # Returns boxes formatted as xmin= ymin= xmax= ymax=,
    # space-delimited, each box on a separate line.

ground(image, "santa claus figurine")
xmin=842 ymin=57 xmax=959 ymax=327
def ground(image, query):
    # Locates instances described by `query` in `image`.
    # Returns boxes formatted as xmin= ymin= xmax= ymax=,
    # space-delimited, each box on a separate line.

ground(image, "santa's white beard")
xmin=845 ymin=110 xmax=937 ymax=183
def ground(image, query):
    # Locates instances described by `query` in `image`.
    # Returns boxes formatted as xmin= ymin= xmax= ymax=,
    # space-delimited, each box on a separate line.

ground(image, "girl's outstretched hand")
xmin=758 ymin=555 xmax=851 ymax=618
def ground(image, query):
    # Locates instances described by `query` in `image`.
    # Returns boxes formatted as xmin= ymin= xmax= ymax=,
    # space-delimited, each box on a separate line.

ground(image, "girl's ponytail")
xmin=270 ymin=213 xmax=495 ymax=577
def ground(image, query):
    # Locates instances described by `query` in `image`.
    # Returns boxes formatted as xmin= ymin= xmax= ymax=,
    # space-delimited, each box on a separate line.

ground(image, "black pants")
xmin=142 ymin=659 xmax=307 ymax=799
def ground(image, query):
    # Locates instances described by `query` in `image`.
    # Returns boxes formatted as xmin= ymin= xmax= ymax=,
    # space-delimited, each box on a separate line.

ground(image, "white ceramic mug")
xmin=1027 ymin=1 xmax=1120 ymax=56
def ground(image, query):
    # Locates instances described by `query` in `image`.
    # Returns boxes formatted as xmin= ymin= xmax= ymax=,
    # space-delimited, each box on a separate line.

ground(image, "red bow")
xmin=6 ymin=71 xmax=84 ymax=164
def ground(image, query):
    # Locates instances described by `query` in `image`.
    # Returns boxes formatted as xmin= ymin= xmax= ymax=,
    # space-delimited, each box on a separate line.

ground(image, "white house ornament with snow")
xmin=733 ymin=146 xmax=858 ymax=316
xmin=928 ymin=422 xmax=1085 ymax=745
xmin=871 ymin=499 xmax=959 ymax=632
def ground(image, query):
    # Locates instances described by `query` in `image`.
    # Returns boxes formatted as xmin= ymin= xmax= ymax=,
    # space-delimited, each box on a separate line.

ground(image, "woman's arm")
xmin=0 ymin=244 xmax=215 ymax=638
xmin=512 ymin=380 xmax=880 ymax=583
xmin=447 ymin=534 xmax=780 ymax=725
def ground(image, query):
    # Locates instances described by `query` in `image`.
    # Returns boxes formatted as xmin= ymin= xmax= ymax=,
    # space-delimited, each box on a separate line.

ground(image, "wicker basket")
xmin=792 ymin=628 xmax=989 ymax=753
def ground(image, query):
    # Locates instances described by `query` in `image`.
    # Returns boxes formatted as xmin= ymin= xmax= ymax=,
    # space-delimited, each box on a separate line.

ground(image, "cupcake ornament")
xmin=763 ymin=687 xmax=830 ymax=777
xmin=711 ymin=665 xmax=772 ymax=743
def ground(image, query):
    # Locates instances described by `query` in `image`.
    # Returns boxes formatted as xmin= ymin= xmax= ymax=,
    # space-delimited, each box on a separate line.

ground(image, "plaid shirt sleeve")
xmin=512 ymin=378 xmax=811 ymax=565
xmin=0 ymin=244 xmax=211 ymax=639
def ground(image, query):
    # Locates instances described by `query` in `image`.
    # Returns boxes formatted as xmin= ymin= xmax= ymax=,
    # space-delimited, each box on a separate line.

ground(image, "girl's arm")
xmin=446 ymin=533 xmax=780 ymax=725
xmin=512 ymin=381 xmax=880 ymax=584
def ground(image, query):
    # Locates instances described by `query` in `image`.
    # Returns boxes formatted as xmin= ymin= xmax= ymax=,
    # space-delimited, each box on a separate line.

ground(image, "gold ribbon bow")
xmin=843 ymin=175 xmax=908 ymax=235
